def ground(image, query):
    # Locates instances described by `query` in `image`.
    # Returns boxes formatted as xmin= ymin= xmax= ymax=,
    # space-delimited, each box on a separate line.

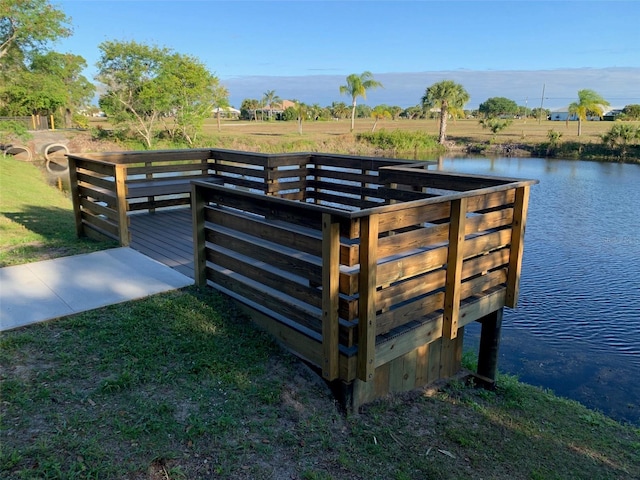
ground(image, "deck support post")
xmin=443 ymin=197 xmax=467 ymax=339
xmin=114 ymin=165 xmax=130 ymax=246
xmin=67 ymin=155 xmax=83 ymax=238
xmin=506 ymin=186 xmax=530 ymax=307
xmin=322 ymin=213 xmax=340 ymax=381
xmin=477 ymin=308 xmax=503 ymax=384
xmin=358 ymin=213 xmax=379 ymax=382
xmin=192 ymin=182 xmax=207 ymax=287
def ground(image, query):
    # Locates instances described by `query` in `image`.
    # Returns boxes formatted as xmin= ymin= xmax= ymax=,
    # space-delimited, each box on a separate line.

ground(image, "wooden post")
xmin=443 ymin=197 xmax=467 ymax=339
xmin=477 ymin=308 xmax=503 ymax=383
xmin=358 ymin=213 xmax=379 ymax=382
xmin=322 ymin=213 xmax=340 ymax=380
xmin=192 ymin=183 xmax=207 ymax=287
xmin=67 ymin=156 xmax=84 ymax=238
xmin=146 ymin=161 xmax=155 ymax=214
xmin=114 ymin=164 xmax=130 ymax=246
xmin=506 ymin=186 xmax=530 ymax=308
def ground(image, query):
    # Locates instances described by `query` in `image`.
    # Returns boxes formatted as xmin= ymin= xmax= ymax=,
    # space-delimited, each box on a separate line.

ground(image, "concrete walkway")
xmin=0 ymin=247 xmax=193 ymax=332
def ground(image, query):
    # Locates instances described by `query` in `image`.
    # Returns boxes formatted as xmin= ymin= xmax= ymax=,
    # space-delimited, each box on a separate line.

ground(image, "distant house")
xmin=257 ymin=100 xmax=296 ymax=120
xmin=212 ymin=107 xmax=241 ymax=119
xmin=549 ymin=106 xmax=607 ymax=121
xmin=603 ymin=109 xmax=623 ymax=121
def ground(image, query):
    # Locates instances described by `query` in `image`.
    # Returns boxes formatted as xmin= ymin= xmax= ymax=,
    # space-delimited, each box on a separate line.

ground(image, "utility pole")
xmin=538 ymin=84 xmax=546 ymax=124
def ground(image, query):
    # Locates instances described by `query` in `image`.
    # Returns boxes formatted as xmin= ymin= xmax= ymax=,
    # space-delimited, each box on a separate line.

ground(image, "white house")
xmin=212 ymin=107 xmax=241 ymax=118
xmin=549 ymin=105 xmax=617 ymax=122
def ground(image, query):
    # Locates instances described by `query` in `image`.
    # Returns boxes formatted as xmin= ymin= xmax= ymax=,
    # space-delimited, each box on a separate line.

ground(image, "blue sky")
xmin=55 ymin=0 xmax=640 ymax=109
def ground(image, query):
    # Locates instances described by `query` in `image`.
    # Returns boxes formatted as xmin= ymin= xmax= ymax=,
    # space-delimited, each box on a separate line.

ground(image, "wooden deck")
xmin=68 ymin=148 xmax=537 ymax=410
xmin=129 ymin=208 xmax=195 ymax=279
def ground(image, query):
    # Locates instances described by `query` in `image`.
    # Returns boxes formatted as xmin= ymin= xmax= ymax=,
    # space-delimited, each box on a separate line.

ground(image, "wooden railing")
xmin=67 ymin=149 xmax=425 ymax=245
xmin=190 ymin=152 xmax=536 ymax=407
xmin=68 ymin=149 xmax=536 ymax=409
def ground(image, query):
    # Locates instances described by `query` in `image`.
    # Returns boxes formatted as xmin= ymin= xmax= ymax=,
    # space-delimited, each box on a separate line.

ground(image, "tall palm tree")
xmin=339 ymin=71 xmax=383 ymax=132
xmin=568 ymin=89 xmax=610 ymax=136
xmin=262 ymin=89 xmax=281 ymax=120
xmin=421 ymin=80 xmax=470 ymax=144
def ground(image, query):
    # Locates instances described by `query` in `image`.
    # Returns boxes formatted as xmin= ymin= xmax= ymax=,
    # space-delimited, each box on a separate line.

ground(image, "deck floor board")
xmin=129 ymin=208 xmax=195 ymax=279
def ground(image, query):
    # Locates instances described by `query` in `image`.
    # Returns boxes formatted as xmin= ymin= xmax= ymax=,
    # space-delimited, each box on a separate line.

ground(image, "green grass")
xmin=0 ymin=155 xmax=115 ymax=266
xmin=1 ymin=287 xmax=638 ymax=479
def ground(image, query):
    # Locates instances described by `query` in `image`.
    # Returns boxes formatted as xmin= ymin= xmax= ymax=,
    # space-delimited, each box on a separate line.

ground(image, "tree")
xmin=601 ymin=123 xmax=639 ymax=157
xmin=0 ymin=0 xmax=71 ymax=61
xmin=568 ymin=89 xmax=610 ymax=136
xmin=421 ymin=80 xmax=470 ymax=144
xmin=31 ymin=52 xmax=94 ymax=127
xmin=403 ymin=105 xmax=424 ymax=120
xmin=339 ymin=71 xmax=383 ymax=132
xmin=622 ymin=104 xmax=640 ymax=120
xmin=330 ymin=101 xmax=349 ymax=119
xmin=213 ymin=96 xmax=230 ymax=132
xmin=240 ymin=98 xmax=260 ymax=121
xmin=294 ymin=102 xmax=307 ymax=134
xmin=97 ymin=40 xmax=226 ymax=148
xmin=388 ymin=105 xmax=403 ymax=120
xmin=479 ymin=117 xmax=512 ymax=142
xmin=281 ymin=106 xmax=297 ymax=121
xmin=262 ymin=89 xmax=280 ymax=120
xmin=355 ymin=104 xmax=372 ymax=119
xmin=160 ymin=53 xmax=227 ymax=144
xmin=0 ymin=51 xmax=94 ymax=127
xmin=531 ymin=107 xmax=550 ymax=121
xmin=370 ymin=105 xmax=391 ymax=132
xmin=478 ymin=97 xmax=518 ymax=118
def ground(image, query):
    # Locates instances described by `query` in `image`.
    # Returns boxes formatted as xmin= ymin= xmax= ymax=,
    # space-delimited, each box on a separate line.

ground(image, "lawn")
xmin=197 ymin=116 xmax=635 ymax=147
xmin=1 ymin=287 xmax=638 ymax=479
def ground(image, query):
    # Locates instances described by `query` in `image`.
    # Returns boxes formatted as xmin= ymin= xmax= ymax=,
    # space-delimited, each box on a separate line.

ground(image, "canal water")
xmin=438 ymin=157 xmax=639 ymax=425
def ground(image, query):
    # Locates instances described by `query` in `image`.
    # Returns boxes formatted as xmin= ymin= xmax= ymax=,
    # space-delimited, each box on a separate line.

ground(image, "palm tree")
xmin=241 ymin=98 xmax=260 ymax=121
xmin=294 ymin=101 xmax=307 ymax=135
xmin=262 ymin=89 xmax=281 ymax=120
xmin=339 ymin=71 xmax=383 ymax=132
xmin=568 ymin=89 xmax=610 ymax=136
xmin=421 ymin=80 xmax=470 ymax=144
xmin=370 ymin=105 xmax=391 ymax=132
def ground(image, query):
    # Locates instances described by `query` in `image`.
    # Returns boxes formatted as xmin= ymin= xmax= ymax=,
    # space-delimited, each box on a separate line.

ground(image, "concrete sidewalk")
xmin=0 ymin=248 xmax=193 ymax=332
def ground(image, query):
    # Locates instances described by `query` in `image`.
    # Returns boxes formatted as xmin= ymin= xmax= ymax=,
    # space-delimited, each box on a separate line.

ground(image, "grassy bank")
xmin=1 ymin=287 xmax=638 ymax=479
xmin=0 ymin=156 xmax=115 ymax=267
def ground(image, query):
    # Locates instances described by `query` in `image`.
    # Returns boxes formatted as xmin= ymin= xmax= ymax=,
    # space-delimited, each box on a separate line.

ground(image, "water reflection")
xmin=436 ymin=156 xmax=640 ymax=425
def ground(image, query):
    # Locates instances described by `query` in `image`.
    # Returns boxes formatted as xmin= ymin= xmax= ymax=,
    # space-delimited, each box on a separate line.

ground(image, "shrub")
xmin=355 ymin=129 xmax=440 ymax=151
xmin=0 ymin=120 xmax=32 ymax=142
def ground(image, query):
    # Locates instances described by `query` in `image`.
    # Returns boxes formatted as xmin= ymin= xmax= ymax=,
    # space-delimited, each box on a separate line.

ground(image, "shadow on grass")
xmin=2 ymin=206 xmax=116 ymax=265
xmin=4 ymin=206 xmax=78 ymax=240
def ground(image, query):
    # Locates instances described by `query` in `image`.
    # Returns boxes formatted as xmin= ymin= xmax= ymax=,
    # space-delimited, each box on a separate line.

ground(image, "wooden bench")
xmin=126 ymin=175 xmax=224 ymax=212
